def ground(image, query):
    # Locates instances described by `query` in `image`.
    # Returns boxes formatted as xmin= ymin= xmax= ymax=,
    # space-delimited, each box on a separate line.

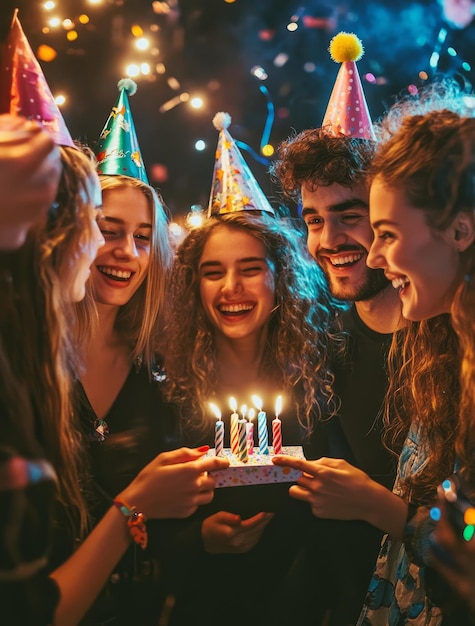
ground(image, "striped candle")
xmin=215 ymin=418 xmax=224 ymax=456
xmin=246 ymin=408 xmax=255 ymax=454
xmin=237 ymin=418 xmax=248 ymax=463
xmin=230 ymin=397 xmax=239 ymax=455
xmin=272 ymin=395 xmax=283 ymax=455
xmin=252 ymin=395 xmax=268 ymax=455
xmin=258 ymin=411 xmax=268 ymax=454
xmin=209 ymin=402 xmax=224 ymax=456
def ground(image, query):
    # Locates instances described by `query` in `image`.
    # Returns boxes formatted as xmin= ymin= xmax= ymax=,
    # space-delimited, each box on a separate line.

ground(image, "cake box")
xmin=206 ymin=445 xmax=305 ymax=487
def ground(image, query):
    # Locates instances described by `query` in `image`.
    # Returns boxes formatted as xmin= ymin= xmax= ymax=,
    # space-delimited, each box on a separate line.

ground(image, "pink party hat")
xmin=322 ymin=32 xmax=375 ymax=141
xmin=0 ymin=12 xmax=75 ymax=147
xmin=208 ymin=112 xmax=275 ymax=216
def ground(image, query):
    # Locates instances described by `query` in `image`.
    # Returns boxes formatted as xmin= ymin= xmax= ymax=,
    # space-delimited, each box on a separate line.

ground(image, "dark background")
xmin=4 ymin=0 xmax=475 ymax=220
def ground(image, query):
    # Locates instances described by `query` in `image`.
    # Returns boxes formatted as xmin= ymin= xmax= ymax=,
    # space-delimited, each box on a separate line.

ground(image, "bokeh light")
xmin=126 ymin=64 xmax=140 ymax=77
xmin=190 ymin=97 xmax=204 ymax=109
xmin=37 ymin=44 xmax=57 ymax=62
xmin=136 ymin=37 xmax=150 ymax=51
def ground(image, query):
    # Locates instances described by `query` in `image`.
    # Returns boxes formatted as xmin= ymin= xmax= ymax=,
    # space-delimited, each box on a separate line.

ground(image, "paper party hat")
xmin=208 ymin=112 xmax=275 ymax=216
xmin=0 ymin=12 xmax=75 ymax=147
xmin=94 ymin=78 xmax=149 ymax=184
xmin=322 ymin=32 xmax=375 ymax=141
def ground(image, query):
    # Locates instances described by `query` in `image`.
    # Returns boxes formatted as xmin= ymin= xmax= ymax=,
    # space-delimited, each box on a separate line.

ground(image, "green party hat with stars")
xmin=94 ymin=78 xmax=149 ymax=184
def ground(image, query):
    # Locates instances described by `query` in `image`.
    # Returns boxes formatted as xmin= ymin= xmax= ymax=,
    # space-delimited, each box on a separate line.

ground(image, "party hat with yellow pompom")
xmin=322 ymin=32 xmax=375 ymax=140
xmin=94 ymin=78 xmax=149 ymax=184
xmin=208 ymin=112 xmax=275 ymax=216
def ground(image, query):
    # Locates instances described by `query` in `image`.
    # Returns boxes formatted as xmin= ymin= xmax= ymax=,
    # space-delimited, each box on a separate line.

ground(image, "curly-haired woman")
xmin=161 ymin=209 xmax=344 ymax=626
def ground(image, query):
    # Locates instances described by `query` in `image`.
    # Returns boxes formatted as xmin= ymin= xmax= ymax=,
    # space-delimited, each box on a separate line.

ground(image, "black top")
xmin=167 ymin=387 xmax=316 ymax=626
xmin=312 ymin=304 xmax=396 ymax=488
xmin=51 ymin=365 xmax=182 ymax=626
xmin=274 ymin=305 xmax=398 ymax=626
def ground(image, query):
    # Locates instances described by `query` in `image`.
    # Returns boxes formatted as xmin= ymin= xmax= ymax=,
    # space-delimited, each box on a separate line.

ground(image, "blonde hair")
xmin=75 ymin=175 xmax=172 ymax=369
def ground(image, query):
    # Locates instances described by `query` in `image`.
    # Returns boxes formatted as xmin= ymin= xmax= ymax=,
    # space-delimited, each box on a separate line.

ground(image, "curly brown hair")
xmin=161 ymin=211 xmax=346 ymax=437
xmin=373 ymin=110 xmax=475 ymax=503
xmin=270 ymin=128 xmax=376 ymax=201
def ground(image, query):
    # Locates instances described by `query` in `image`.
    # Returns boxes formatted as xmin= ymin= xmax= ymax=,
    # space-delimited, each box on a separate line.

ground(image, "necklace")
xmin=91 ymin=417 xmax=109 ymax=442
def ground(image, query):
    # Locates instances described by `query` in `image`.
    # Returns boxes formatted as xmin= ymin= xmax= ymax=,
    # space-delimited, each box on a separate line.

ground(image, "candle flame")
xmin=251 ymin=395 xmax=262 ymax=411
xmin=209 ymin=402 xmax=221 ymax=420
xmin=248 ymin=408 xmax=256 ymax=421
xmin=229 ymin=396 xmax=237 ymax=412
xmin=240 ymin=404 xmax=247 ymax=418
xmin=275 ymin=395 xmax=283 ymax=417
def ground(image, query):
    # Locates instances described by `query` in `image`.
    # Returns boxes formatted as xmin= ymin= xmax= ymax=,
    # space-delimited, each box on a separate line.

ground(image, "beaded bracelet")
xmin=113 ymin=498 xmax=148 ymax=549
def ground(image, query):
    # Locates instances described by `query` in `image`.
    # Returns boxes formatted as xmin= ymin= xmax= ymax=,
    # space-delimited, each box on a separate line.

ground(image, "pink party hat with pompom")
xmin=208 ymin=112 xmax=275 ymax=216
xmin=322 ymin=32 xmax=375 ymax=140
xmin=0 ymin=12 xmax=75 ymax=147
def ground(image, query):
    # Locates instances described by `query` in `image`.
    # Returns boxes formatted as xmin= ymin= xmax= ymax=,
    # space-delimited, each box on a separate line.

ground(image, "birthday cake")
xmin=206 ymin=445 xmax=305 ymax=487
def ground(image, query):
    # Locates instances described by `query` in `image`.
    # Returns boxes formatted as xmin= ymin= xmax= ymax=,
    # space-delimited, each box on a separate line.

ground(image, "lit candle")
xmin=237 ymin=416 xmax=248 ymax=463
xmin=252 ymin=395 xmax=268 ymax=455
xmin=230 ymin=397 xmax=239 ymax=455
xmin=209 ymin=402 xmax=224 ymax=457
xmin=272 ymin=395 xmax=283 ymax=455
xmin=246 ymin=408 xmax=255 ymax=454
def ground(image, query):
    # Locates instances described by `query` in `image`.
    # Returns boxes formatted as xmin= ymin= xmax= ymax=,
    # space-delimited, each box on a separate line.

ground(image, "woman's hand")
xmin=273 ymin=456 xmax=376 ymax=519
xmin=0 ymin=115 xmax=61 ymax=249
xmin=202 ymin=511 xmax=274 ymax=554
xmin=272 ymin=455 xmax=407 ymax=537
xmin=120 ymin=447 xmax=229 ymax=519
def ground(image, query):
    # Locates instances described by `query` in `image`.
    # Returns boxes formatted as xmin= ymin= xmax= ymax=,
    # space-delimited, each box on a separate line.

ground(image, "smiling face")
xmin=90 ymin=185 xmax=152 ymax=308
xmin=301 ymin=181 xmax=389 ymax=301
xmin=367 ymin=178 xmax=462 ymax=321
xmin=198 ymin=225 xmax=276 ymax=344
xmin=57 ymin=171 xmax=105 ymax=303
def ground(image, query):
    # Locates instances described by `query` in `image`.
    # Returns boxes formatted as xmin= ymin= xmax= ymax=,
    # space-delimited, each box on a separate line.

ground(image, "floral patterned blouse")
xmin=357 ymin=422 xmax=444 ymax=626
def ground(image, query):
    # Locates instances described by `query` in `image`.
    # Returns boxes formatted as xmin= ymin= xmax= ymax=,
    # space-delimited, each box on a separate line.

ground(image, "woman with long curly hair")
xmin=163 ymin=210 xmax=343 ymax=440
xmin=359 ymin=109 xmax=475 ymax=625
xmin=160 ymin=209 xmax=345 ymax=626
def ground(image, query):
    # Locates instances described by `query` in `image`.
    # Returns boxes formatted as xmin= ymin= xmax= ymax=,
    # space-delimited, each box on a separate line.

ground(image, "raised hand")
xmin=0 ymin=115 xmax=61 ymax=249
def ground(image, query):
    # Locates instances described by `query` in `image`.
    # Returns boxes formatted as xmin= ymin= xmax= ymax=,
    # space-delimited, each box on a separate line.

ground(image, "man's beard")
xmin=320 ymin=262 xmax=389 ymax=302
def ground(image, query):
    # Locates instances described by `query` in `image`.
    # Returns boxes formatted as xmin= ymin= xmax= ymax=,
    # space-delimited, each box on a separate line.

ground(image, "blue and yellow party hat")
xmin=94 ymin=78 xmax=149 ymax=184
xmin=208 ymin=112 xmax=275 ymax=216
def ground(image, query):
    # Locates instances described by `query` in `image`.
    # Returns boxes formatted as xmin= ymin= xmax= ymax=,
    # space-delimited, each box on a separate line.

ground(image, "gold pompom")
xmin=328 ymin=32 xmax=364 ymax=63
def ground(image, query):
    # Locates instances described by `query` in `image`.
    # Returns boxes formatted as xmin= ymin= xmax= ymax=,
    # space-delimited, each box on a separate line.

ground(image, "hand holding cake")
xmin=272 ymin=455 xmax=379 ymax=521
